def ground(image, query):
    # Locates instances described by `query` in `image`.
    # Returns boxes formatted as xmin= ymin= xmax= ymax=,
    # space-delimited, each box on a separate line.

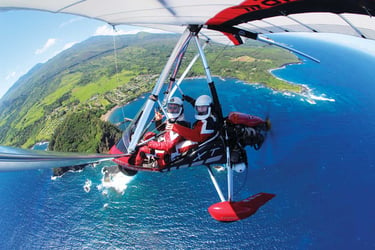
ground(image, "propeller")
xmin=259 ymin=112 xmax=279 ymax=167
xmin=265 ymin=116 xmax=272 ymax=132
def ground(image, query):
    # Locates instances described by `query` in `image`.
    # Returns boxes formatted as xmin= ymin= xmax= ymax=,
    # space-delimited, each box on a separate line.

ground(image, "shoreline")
xmin=100 ymin=93 xmax=148 ymax=123
xmin=101 ymin=105 xmax=120 ymax=122
xmin=100 ymin=63 xmax=305 ymax=123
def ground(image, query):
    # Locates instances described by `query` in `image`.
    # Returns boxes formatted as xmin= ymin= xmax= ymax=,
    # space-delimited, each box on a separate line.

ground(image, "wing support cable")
xmin=283 ymin=13 xmax=318 ymax=33
xmin=238 ymin=22 xmax=271 ymax=34
xmin=127 ymin=28 xmax=193 ymax=153
xmin=161 ymin=40 xmax=191 ymax=107
xmin=207 ymin=24 xmax=320 ymax=67
xmin=362 ymin=5 xmax=373 ymax=17
xmin=244 ymin=22 xmax=274 ymax=34
xmin=259 ymin=19 xmax=290 ymax=32
xmin=257 ymin=35 xmax=320 ymax=63
xmin=338 ymin=14 xmax=367 ymax=38
xmin=111 ymin=26 xmax=128 ymax=122
xmin=168 ymin=40 xmax=209 ymax=98
xmin=56 ymin=0 xmax=86 ymax=12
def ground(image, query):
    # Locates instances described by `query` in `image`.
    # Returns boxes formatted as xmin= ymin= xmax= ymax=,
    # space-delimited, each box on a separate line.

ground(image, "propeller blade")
xmin=0 ymin=146 xmax=125 ymax=172
xmin=265 ymin=116 xmax=272 ymax=131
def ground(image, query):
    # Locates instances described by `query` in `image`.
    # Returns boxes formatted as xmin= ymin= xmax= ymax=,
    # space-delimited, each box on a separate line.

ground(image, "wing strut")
xmin=127 ymin=28 xmax=192 ymax=153
xmin=206 ymin=25 xmax=320 ymax=63
xmin=207 ymin=166 xmax=225 ymax=202
xmin=168 ymin=41 xmax=209 ymax=98
xmin=257 ymin=35 xmax=320 ymax=63
xmin=193 ymin=28 xmax=235 ymax=202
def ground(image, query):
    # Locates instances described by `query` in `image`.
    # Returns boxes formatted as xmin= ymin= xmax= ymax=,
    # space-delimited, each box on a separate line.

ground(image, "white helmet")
xmin=195 ymin=95 xmax=212 ymax=120
xmin=166 ymin=96 xmax=183 ymax=120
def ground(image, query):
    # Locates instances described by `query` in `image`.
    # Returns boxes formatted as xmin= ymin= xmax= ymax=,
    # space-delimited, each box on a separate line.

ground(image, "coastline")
xmin=101 ymin=105 xmax=120 ymax=122
xmin=100 ymin=62 xmax=305 ymax=123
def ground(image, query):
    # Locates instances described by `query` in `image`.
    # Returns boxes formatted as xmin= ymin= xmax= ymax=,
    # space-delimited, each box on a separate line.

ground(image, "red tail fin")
xmin=208 ymin=193 xmax=275 ymax=222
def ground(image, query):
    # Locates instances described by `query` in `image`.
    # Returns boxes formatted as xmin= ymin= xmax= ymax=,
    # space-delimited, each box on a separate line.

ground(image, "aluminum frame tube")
xmin=193 ymin=36 xmax=213 ymax=83
xmin=128 ymin=28 xmax=193 ymax=152
xmin=207 ymin=166 xmax=226 ymax=202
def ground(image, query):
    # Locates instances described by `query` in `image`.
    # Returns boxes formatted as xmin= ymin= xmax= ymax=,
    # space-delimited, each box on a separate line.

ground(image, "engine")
xmin=226 ymin=112 xmax=268 ymax=166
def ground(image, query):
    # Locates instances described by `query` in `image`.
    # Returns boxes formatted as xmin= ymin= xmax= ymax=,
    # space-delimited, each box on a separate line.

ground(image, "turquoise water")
xmin=1 ymin=35 xmax=375 ymax=249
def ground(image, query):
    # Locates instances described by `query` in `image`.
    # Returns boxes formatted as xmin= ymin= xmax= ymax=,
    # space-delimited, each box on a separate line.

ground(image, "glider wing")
xmin=0 ymin=0 xmax=374 ymax=44
xmin=0 ymin=146 xmax=124 ymax=172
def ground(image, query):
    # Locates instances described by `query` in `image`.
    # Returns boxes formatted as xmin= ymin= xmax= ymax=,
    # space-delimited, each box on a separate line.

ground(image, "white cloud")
xmin=59 ymin=17 xmax=84 ymax=28
xmin=62 ymin=41 xmax=77 ymax=51
xmin=94 ymin=25 xmax=131 ymax=36
xmin=40 ymin=41 xmax=78 ymax=61
xmin=1 ymin=71 xmax=23 ymax=98
xmin=5 ymin=71 xmax=17 ymax=81
xmin=94 ymin=25 xmax=171 ymax=36
xmin=35 ymin=38 xmax=57 ymax=55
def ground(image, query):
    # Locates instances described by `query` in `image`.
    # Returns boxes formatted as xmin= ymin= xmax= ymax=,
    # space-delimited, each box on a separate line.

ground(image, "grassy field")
xmin=0 ymin=34 xmax=303 ymax=148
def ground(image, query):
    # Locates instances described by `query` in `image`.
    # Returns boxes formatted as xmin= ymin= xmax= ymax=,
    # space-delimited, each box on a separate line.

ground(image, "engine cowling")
xmin=226 ymin=112 xmax=267 ymax=150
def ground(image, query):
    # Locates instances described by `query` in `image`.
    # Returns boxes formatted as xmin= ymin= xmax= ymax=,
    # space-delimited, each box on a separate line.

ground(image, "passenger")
xmin=135 ymin=97 xmax=189 ymax=167
xmin=171 ymin=95 xmax=217 ymax=152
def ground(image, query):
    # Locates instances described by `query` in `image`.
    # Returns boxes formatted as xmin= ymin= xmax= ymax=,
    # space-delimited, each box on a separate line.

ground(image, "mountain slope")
xmin=0 ymin=33 xmax=299 ymax=148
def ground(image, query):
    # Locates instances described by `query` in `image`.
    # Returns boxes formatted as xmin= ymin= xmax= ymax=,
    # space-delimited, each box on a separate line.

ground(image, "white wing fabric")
xmin=0 ymin=0 xmax=374 ymax=43
xmin=0 ymin=146 xmax=124 ymax=172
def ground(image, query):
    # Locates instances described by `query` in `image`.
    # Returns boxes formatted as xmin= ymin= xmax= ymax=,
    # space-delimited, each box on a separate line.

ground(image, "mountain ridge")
xmin=0 ymin=32 xmax=300 ymax=149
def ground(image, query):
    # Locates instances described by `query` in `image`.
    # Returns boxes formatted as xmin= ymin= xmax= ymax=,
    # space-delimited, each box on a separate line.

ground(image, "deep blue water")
xmin=1 ymin=34 xmax=375 ymax=249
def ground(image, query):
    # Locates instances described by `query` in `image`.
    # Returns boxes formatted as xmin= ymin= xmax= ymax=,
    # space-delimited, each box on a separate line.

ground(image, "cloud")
xmin=59 ymin=17 xmax=84 ymax=28
xmin=1 ymin=71 xmax=22 ymax=98
xmin=94 ymin=25 xmax=171 ymax=36
xmin=5 ymin=71 xmax=17 ymax=81
xmin=35 ymin=38 xmax=57 ymax=55
xmin=62 ymin=41 xmax=77 ymax=51
xmin=94 ymin=25 xmax=131 ymax=36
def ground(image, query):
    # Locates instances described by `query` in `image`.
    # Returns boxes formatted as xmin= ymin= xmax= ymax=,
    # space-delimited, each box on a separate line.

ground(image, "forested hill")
xmin=0 ymin=32 xmax=299 ymax=148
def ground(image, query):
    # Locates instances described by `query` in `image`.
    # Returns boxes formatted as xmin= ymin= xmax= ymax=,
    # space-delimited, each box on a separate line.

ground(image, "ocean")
xmin=1 ymin=34 xmax=375 ymax=249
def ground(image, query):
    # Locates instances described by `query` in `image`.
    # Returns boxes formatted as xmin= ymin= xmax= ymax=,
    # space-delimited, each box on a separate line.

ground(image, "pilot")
xmin=171 ymin=95 xmax=217 ymax=152
xmin=135 ymin=96 xmax=189 ymax=167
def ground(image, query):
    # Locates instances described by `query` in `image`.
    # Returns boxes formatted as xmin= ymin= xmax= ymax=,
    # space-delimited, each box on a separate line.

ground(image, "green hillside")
xmin=49 ymin=111 xmax=122 ymax=153
xmin=0 ymin=32 xmax=300 ymax=149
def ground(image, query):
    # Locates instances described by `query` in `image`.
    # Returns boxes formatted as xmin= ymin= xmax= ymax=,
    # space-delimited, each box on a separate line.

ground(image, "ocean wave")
xmin=301 ymin=91 xmax=336 ymax=105
xmin=97 ymin=165 xmax=135 ymax=195
xmin=83 ymin=179 xmax=92 ymax=193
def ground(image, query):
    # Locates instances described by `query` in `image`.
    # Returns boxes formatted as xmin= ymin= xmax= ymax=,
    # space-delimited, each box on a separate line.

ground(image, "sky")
xmin=1 ymin=9 xmax=375 ymax=100
xmin=0 ymin=10 xmax=166 ymax=99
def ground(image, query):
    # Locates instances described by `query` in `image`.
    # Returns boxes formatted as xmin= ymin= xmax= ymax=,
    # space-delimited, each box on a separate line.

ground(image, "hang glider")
xmin=1 ymin=0 xmax=375 ymax=222
xmin=1 ymin=0 xmax=375 ymax=46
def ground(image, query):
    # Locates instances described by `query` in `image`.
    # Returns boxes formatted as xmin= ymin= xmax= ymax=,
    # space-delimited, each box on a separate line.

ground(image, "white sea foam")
xmin=83 ymin=179 xmax=92 ymax=193
xmin=310 ymin=93 xmax=335 ymax=102
xmin=97 ymin=165 xmax=134 ymax=195
xmin=302 ymin=92 xmax=336 ymax=105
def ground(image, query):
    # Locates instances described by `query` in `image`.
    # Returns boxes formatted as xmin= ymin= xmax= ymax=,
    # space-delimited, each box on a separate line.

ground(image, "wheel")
xmin=118 ymin=165 xmax=138 ymax=176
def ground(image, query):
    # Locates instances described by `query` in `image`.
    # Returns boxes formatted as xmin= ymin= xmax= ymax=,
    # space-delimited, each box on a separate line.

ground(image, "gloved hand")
xmin=154 ymin=109 xmax=163 ymax=121
xmin=166 ymin=123 xmax=173 ymax=130
xmin=182 ymin=95 xmax=195 ymax=105
xmin=143 ymin=131 xmax=156 ymax=140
